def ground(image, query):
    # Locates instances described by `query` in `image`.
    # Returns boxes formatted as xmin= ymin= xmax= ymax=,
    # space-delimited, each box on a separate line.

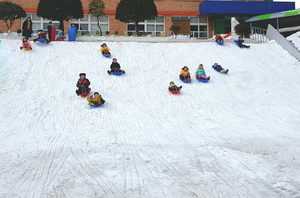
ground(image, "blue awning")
xmin=199 ymin=1 xmax=295 ymax=16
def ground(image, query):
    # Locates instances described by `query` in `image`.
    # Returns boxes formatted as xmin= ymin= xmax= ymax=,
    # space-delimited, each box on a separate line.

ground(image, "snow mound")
xmin=0 ymin=38 xmax=300 ymax=197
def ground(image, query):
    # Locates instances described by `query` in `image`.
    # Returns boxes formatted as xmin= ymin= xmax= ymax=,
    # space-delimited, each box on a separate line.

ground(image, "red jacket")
xmin=215 ymin=34 xmax=222 ymax=39
xmin=77 ymin=78 xmax=90 ymax=88
xmin=38 ymin=33 xmax=47 ymax=39
xmin=22 ymin=41 xmax=31 ymax=48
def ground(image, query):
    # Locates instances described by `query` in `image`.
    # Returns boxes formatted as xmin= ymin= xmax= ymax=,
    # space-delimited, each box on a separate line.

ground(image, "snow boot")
xmin=107 ymin=70 xmax=111 ymax=75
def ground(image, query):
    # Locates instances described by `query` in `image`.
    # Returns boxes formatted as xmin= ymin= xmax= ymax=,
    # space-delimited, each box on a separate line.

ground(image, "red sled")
xmin=56 ymin=39 xmax=65 ymax=41
xmin=169 ymin=90 xmax=180 ymax=94
xmin=80 ymin=88 xmax=91 ymax=97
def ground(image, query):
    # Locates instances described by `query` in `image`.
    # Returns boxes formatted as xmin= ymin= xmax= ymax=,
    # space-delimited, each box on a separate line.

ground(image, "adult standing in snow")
xmin=47 ymin=21 xmax=56 ymax=41
xmin=68 ymin=23 xmax=78 ymax=41
xmin=22 ymin=17 xmax=33 ymax=38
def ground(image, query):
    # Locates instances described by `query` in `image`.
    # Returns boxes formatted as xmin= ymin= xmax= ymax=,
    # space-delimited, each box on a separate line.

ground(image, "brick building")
xmin=0 ymin=0 xmax=295 ymax=38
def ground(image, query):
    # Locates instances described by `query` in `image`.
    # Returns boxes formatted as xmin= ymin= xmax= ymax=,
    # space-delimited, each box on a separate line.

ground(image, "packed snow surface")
xmin=287 ymin=31 xmax=300 ymax=51
xmin=0 ymin=37 xmax=300 ymax=198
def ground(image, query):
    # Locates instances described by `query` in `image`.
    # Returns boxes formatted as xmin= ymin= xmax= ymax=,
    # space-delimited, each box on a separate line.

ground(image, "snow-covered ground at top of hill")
xmin=0 ymin=32 xmax=300 ymax=198
xmin=287 ymin=31 xmax=300 ymax=50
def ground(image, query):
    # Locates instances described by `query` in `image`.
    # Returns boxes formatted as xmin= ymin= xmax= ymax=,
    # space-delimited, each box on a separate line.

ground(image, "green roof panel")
xmin=284 ymin=10 xmax=300 ymax=16
xmin=258 ymin=14 xmax=273 ymax=20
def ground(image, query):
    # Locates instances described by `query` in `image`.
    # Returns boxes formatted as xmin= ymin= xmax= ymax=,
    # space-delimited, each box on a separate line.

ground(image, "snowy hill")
xmin=1 ymin=38 xmax=300 ymax=198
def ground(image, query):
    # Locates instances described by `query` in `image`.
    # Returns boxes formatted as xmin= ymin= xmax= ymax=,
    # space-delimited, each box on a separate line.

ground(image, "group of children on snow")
xmin=76 ymin=56 xmax=126 ymax=106
xmin=76 ymin=73 xmax=106 ymax=106
xmin=169 ymin=63 xmax=228 ymax=92
xmin=20 ymin=22 xmax=67 ymax=50
xmin=76 ymin=42 xmax=229 ymax=97
xmin=214 ymin=33 xmax=250 ymax=48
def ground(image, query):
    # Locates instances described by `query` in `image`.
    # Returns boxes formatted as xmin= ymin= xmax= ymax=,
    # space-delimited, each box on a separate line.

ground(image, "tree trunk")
xmin=135 ymin=21 xmax=139 ymax=35
xmin=97 ymin=16 xmax=102 ymax=36
xmin=5 ymin=21 xmax=10 ymax=32
xmin=9 ymin=20 xmax=14 ymax=31
xmin=59 ymin=19 xmax=64 ymax=33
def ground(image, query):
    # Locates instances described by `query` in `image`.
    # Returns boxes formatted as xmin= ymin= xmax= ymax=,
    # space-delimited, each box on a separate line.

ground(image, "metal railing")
xmin=251 ymin=27 xmax=268 ymax=43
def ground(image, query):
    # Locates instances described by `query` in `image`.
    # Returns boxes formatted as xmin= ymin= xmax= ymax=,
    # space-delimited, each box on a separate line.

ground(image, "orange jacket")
xmin=100 ymin=46 xmax=110 ymax=52
xmin=87 ymin=94 xmax=101 ymax=106
xmin=179 ymin=69 xmax=190 ymax=76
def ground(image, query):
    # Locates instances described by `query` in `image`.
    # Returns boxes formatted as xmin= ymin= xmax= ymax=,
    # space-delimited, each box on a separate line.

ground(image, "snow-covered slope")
xmin=0 ymin=38 xmax=300 ymax=198
xmin=287 ymin=31 xmax=300 ymax=51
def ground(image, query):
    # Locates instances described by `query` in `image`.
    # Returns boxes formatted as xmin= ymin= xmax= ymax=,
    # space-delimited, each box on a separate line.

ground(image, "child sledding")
xmin=87 ymin=92 xmax=105 ymax=107
xmin=215 ymin=33 xmax=224 ymax=45
xmin=56 ymin=30 xmax=65 ymax=41
xmin=100 ymin=43 xmax=111 ymax=57
xmin=169 ymin=81 xmax=182 ymax=93
xmin=234 ymin=36 xmax=250 ymax=48
xmin=76 ymin=73 xmax=91 ymax=97
xmin=212 ymin=63 xmax=228 ymax=73
xmin=20 ymin=38 xmax=32 ymax=51
xmin=179 ymin=66 xmax=191 ymax=83
xmin=195 ymin=64 xmax=210 ymax=82
xmin=33 ymin=30 xmax=50 ymax=44
xmin=107 ymin=58 xmax=125 ymax=75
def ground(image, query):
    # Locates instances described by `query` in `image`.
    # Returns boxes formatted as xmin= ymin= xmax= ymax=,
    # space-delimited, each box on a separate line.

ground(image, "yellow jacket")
xmin=87 ymin=94 xmax=101 ymax=106
xmin=179 ymin=70 xmax=190 ymax=76
xmin=100 ymin=46 xmax=110 ymax=52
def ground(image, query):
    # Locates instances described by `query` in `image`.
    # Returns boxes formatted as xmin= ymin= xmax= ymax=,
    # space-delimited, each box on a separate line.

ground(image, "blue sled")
xmin=234 ymin=40 xmax=247 ymax=48
xmin=179 ymin=76 xmax=191 ymax=83
xmin=112 ymin=72 xmax=122 ymax=76
xmin=216 ymin=41 xmax=224 ymax=45
xmin=89 ymin=104 xmax=103 ymax=108
xmin=103 ymin=54 xmax=111 ymax=58
xmin=37 ymin=39 xmax=46 ymax=42
xmin=198 ymin=78 xmax=209 ymax=83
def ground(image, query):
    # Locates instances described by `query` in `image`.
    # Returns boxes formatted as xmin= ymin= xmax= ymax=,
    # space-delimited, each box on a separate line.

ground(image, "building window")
xmin=127 ymin=16 xmax=165 ymax=36
xmin=190 ymin=17 xmax=208 ymax=38
xmin=70 ymin=14 xmax=109 ymax=35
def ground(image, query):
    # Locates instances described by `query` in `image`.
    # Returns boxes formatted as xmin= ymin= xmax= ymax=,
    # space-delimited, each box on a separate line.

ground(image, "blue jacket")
xmin=195 ymin=68 xmax=206 ymax=76
xmin=57 ymin=31 xmax=64 ymax=39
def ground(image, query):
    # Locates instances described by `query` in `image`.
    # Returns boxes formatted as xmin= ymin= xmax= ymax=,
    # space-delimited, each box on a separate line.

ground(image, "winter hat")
xmin=79 ymin=73 xmax=86 ymax=77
